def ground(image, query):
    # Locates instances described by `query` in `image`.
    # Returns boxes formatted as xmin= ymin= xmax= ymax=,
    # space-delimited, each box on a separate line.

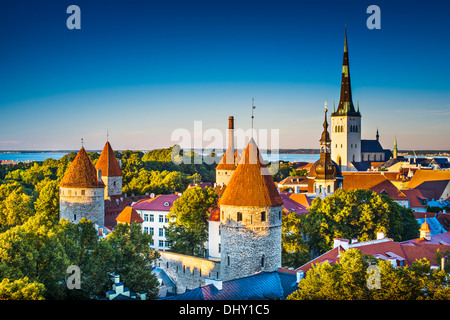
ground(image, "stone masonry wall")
xmin=157 ymin=251 xmax=220 ymax=294
xmin=102 ymin=176 xmax=122 ymax=198
xmin=60 ymin=187 xmax=105 ymax=226
xmin=219 ymin=205 xmax=282 ymax=281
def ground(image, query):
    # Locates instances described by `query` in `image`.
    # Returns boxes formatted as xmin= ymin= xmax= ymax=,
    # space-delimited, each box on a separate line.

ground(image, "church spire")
xmin=332 ymin=26 xmax=360 ymax=117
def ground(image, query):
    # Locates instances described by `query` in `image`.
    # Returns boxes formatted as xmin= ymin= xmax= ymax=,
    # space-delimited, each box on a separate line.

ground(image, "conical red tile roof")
xmin=116 ymin=206 xmax=144 ymax=224
xmin=216 ymin=150 xmax=240 ymax=170
xmin=60 ymin=147 xmax=105 ymax=188
xmin=95 ymin=141 xmax=122 ymax=177
xmin=219 ymin=139 xmax=283 ymax=207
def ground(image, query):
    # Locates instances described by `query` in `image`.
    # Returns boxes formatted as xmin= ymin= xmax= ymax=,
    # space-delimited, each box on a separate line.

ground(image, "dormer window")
xmin=164 ymin=202 xmax=170 ymax=207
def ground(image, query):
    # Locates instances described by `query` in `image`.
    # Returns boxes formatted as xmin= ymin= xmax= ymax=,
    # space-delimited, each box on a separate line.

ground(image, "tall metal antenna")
xmin=107 ymin=129 xmax=109 ymax=142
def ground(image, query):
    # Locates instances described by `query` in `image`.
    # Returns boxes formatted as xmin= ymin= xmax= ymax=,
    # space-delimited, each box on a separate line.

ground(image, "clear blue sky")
xmin=0 ymin=0 xmax=449 ymax=151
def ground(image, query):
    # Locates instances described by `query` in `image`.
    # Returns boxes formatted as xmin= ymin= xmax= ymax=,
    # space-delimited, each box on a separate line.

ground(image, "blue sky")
xmin=0 ymin=0 xmax=449 ymax=151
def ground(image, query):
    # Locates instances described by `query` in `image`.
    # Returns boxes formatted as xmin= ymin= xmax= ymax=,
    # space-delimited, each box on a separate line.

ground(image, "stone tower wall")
xmin=102 ymin=175 xmax=122 ymax=199
xmin=215 ymin=169 xmax=234 ymax=186
xmin=60 ymin=187 xmax=105 ymax=226
xmin=219 ymin=204 xmax=282 ymax=281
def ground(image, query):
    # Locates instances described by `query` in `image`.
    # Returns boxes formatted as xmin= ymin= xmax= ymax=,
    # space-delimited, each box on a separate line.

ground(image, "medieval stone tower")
xmin=215 ymin=116 xmax=240 ymax=187
xmin=95 ymin=141 xmax=123 ymax=199
xmin=218 ymin=139 xmax=283 ymax=281
xmin=59 ymin=147 xmax=105 ymax=226
xmin=331 ymin=27 xmax=362 ymax=171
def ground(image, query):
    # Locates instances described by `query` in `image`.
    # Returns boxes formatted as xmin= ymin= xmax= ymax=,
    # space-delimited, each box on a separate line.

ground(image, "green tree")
xmin=0 ymin=189 xmax=35 ymax=230
xmin=281 ymin=211 xmax=310 ymax=268
xmin=301 ymin=189 xmax=419 ymax=253
xmin=165 ymin=186 xmax=218 ymax=257
xmin=287 ymin=248 xmax=450 ymax=300
xmin=104 ymin=223 xmax=160 ymax=299
xmin=0 ymin=277 xmax=45 ymax=300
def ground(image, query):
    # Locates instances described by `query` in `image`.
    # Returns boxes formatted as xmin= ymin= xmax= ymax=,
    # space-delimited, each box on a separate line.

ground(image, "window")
xmin=227 ymin=255 xmax=230 ymax=266
xmin=159 ymin=240 xmax=164 ymax=247
xmin=159 ymin=228 xmax=164 ymax=237
xmin=218 ymin=244 xmax=221 ymax=253
xmin=327 ymin=185 xmax=331 ymax=194
xmin=113 ymin=181 xmax=116 ymax=187
xmin=261 ymin=254 xmax=265 ymax=268
xmin=144 ymin=214 xmax=149 ymax=222
xmin=81 ymin=190 xmax=85 ymax=195
xmin=237 ymin=212 xmax=242 ymax=222
xmin=74 ymin=214 xmax=76 ymax=221
xmin=144 ymin=227 xmax=148 ymax=233
xmin=261 ymin=211 xmax=266 ymax=222
xmin=149 ymin=214 xmax=154 ymax=222
xmin=159 ymin=215 xmax=164 ymax=223
xmin=68 ymin=190 xmax=72 ymax=196
xmin=163 ymin=202 xmax=170 ymax=207
xmin=149 ymin=227 xmax=154 ymax=235
xmin=165 ymin=216 xmax=169 ymax=223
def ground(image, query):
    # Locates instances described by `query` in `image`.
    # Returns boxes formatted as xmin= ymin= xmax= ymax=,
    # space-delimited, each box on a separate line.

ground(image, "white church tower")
xmin=331 ymin=27 xmax=362 ymax=171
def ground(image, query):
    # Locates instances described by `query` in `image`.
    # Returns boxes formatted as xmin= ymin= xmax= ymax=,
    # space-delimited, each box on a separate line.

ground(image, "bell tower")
xmin=331 ymin=27 xmax=361 ymax=171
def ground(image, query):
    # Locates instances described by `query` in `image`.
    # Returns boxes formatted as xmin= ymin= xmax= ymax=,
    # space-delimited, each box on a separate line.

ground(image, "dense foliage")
xmin=165 ymin=186 xmax=218 ymax=257
xmin=0 ymin=146 xmax=215 ymax=299
xmin=287 ymin=248 xmax=450 ymax=300
xmin=301 ymin=188 xmax=420 ymax=253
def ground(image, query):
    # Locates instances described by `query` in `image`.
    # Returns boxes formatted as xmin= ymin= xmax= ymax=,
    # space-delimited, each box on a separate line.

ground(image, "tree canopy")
xmin=287 ymin=248 xmax=450 ymax=300
xmin=301 ymin=188 xmax=419 ymax=253
xmin=165 ymin=186 xmax=218 ymax=257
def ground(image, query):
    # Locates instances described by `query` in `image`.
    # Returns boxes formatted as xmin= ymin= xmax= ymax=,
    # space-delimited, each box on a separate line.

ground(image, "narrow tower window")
xmin=237 ymin=212 xmax=242 ymax=222
xmin=261 ymin=211 xmax=266 ymax=222
xmin=261 ymin=254 xmax=265 ymax=268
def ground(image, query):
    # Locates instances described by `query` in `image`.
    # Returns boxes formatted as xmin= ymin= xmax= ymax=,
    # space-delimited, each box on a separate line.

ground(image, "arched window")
xmin=327 ymin=185 xmax=331 ymax=194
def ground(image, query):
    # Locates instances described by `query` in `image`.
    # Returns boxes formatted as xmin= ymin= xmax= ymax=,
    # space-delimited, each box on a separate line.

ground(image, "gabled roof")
xmin=342 ymin=172 xmax=408 ymax=200
xmin=116 ymin=206 xmax=144 ymax=224
xmin=219 ymin=139 xmax=283 ymax=207
xmin=279 ymin=192 xmax=309 ymax=215
xmin=95 ymin=141 xmax=123 ymax=177
xmin=132 ymin=194 xmax=180 ymax=212
xmin=288 ymin=193 xmax=313 ymax=209
xmin=405 ymin=169 xmax=450 ymax=189
xmin=161 ymin=270 xmax=297 ymax=300
xmin=361 ymin=139 xmax=385 ymax=153
xmin=60 ymin=147 xmax=105 ymax=189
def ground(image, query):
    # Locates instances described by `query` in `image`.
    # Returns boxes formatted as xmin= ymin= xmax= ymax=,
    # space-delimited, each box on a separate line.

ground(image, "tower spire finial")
xmin=81 ymin=137 xmax=84 ymax=148
xmin=251 ymin=97 xmax=256 ymax=138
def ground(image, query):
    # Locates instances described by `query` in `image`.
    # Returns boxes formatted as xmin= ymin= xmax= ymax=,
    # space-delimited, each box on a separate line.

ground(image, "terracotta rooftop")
xmin=60 ymin=147 xmax=105 ymax=189
xmin=405 ymin=169 xmax=450 ymax=189
xmin=342 ymin=172 xmax=407 ymax=200
xmin=219 ymin=139 xmax=283 ymax=207
xmin=116 ymin=206 xmax=144 ymax=224
xmin=216 ymin=150 xmax=240 ymax=170
xmin=95 ymin=141 xmax=123 ymax=177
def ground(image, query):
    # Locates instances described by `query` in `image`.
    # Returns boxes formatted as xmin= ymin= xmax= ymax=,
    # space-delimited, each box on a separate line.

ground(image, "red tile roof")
xmin=95 ymin=141 xmax=123 ymax=177
xmin=60 ymin=147 xmax=105 ymax=189
xmin=219 ymin=139 xmax=283 ymax=207
xmin=116 ymin=206 xmax=144 ymax=224
xmin=406 ymin=169 xmax=450 ymax=189
xmin=207 ymin=207 xmax=220 ymax=222
xmin=216 ymin=150 xmax=240 ymax=170
xmin=342 ymin=172 xmax=407 ymax=200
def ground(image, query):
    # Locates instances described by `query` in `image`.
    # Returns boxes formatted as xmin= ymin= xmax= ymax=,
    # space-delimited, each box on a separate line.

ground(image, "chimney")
xmin=136 ymin=291 xmax=147 ymax=300
xmin=225 ymin=116 xmax=235 ymax=165
xmin=333 ymin=238 xmax=349 ymax=250
xmin=377 ymin=232 xmax=385 ymax=240
xmin=97 ymin=169 xmax=102 ymax=182
xmin=205 ymin=277 xmax=222 ymax=291
xmin=296 ymin=270 xmax=304 ymax=283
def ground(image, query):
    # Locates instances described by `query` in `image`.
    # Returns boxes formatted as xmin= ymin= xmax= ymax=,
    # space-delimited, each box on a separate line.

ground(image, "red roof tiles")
xmin=60 ymin=147 xmax=105 ymax=189
xmin=95 ymin=141 xmax=123 ymax=177
xmin=116 ymin=206 xmax=144 ymax=224
xmin=219 ymin=139 xmax=283 ymax=207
